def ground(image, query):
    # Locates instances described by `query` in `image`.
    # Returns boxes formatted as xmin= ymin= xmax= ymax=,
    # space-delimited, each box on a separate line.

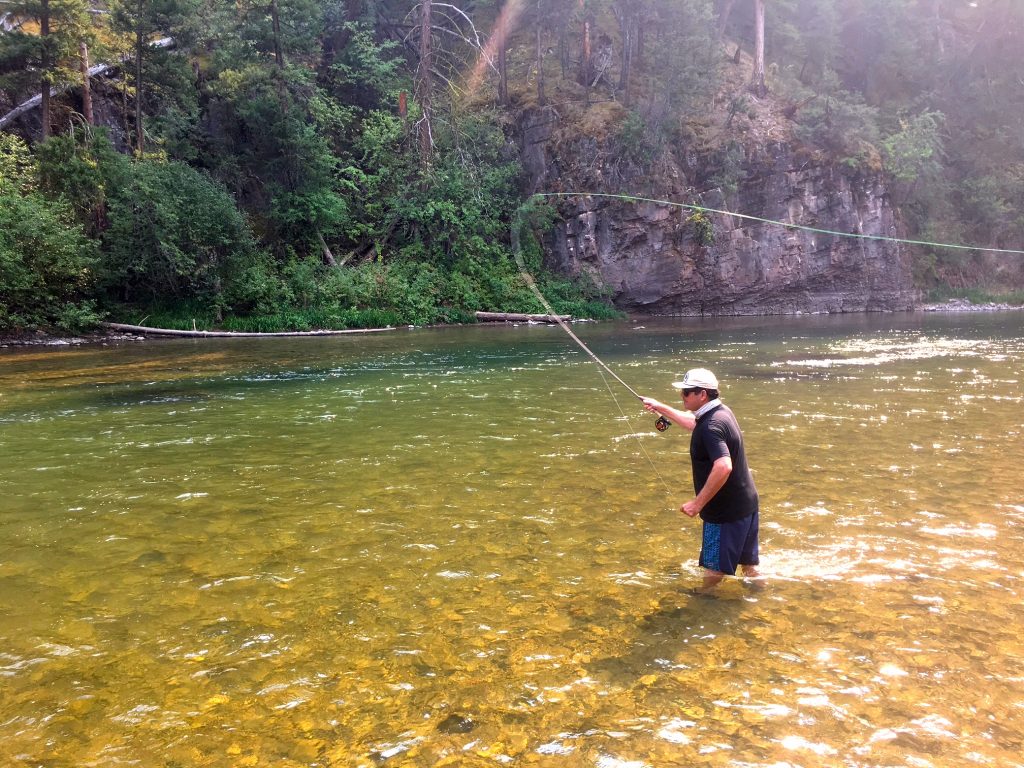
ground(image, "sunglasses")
xmin=681 ymin=387 xmax=701 ymax=396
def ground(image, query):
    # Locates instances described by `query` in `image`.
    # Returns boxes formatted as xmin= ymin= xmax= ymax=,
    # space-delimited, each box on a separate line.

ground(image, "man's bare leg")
xmin=700 ymin=569 xmax=726 ymax=592
xmin=740 ymin=563 xmax=765 ymax=590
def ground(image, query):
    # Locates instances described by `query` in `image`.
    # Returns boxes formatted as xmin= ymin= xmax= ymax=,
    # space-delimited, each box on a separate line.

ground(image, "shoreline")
xmin=2 ymin=300 xmax=1021 ymax=349
xmin=917 ymin=298 xmax=1022 ymax=312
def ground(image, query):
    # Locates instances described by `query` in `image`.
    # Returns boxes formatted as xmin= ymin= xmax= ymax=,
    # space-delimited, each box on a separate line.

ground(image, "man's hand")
xmin=641 ymin=397 xmax=664 ymax=413
xmin=683 ymin=457 xmax=732 ymax=518
xmin=642 ymin=397 xmax=697 ymax=431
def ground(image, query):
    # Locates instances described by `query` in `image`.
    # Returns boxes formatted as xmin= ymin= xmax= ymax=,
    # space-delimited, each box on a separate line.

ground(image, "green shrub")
xmin=687 ymin=211 xmax=715 ymax=246
xmin=101 ymin=158 xmax=260 ymax=307
xmin=794 ymin=92 xmax=881 ymax=168
xmin=35 ymin=129 xmax=132 ymax=237
xmin=0 ymin=191 xmax=99 ymax=332
xmin=0 ymin=132 xmax=37 ymax=194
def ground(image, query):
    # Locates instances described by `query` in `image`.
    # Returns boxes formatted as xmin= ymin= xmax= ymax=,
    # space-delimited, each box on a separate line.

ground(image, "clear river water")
xmin=1 ymin=312 xmax=1022 ymax=768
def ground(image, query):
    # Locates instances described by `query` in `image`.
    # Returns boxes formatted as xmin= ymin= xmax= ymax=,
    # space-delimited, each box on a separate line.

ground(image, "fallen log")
xmin=475 ymin=311 xmax=570 ymax=323
xmin=102 ymin=322 xmax=394 ymax=338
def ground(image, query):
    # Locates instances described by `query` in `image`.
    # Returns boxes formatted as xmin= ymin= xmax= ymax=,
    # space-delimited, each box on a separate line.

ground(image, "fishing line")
xmin=510 ymin=206 xmax=675 ymax=497
xmin=593 ymin=363 xmax=675 ymax=496
xmin=532 ymin=191 xmax=1024 ymax=255
xmin=510 ymin=205 xmax=646 ymax=401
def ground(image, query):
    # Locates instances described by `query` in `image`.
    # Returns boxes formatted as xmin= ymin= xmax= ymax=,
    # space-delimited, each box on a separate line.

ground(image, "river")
xmin=1 ymin=312 xmax=1022 ymax=767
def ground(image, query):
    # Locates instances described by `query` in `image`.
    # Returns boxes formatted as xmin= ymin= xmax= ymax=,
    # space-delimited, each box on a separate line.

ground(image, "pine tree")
xmin=0 ymin=0 xmax=92 ymax=138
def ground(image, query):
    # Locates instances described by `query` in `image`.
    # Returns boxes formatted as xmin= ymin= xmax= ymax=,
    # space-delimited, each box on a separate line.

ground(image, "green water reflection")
xmin=1 ymin=313 xmax=1022 ymax=767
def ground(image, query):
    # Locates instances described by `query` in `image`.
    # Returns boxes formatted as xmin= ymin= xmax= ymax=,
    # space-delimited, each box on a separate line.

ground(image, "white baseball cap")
xmin=672 ymin=368 xmax=719 ymax=390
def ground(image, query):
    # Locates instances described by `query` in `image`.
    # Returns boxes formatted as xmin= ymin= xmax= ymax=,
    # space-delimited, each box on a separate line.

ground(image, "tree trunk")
xmin=749 ymin=0 xmax=767 ymax=97
xmin=498 ymin=18 xmax=508 ymax=105
xmin=270 ymin=0 xmax=285 ymax=69
xmin=417 ymin=0 xmax=433 ymax=165
xmin=40 ymin=0 xmax=51 ymax=139
xmin=716 ymin=0 xmax=736 ymax=42
xmin=475 ymin=311 xmax=570 ymax=323
xmin=579 ymin=1 xmax=592 ymax=87
xmin=536 ymin=0 xmax=546 ymax=106
xmin=121 ymin=70 xmax=130 ymax=143
xmin=558 ymin=13 xmax=569 ymax=77
xmin=135 ymin=23 xmax=144 ymax=153
xmin=635 ymin=1 xmax=644 ymax=62
xmin=79 ymin=41 xmax=93 ymax=125
xmin=317 ymin=230 xmax=338 ymax=267
xmin=615 ymin=1 xmax=634 ymax=106
xmin=622 ymin=26 xmax=633 ymax=106
xmin=931 ymin=0 xmax=945 ymax=56
xmin=102 ymin=322 xmax=396 ymax=337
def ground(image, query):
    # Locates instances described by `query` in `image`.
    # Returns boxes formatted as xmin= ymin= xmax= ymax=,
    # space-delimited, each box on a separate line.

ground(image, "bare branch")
xmin=434 ymin=3 xmax=488 ymax=50
xmin=404 ymin=1 xmax=497 ymax=72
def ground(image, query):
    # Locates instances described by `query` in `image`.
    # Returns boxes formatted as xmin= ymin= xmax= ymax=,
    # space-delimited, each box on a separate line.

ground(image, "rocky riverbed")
xmin=919 ymin=298 xmax=1022 ymax=312
xmin=0 ymin=330 xmax=146 ymax=348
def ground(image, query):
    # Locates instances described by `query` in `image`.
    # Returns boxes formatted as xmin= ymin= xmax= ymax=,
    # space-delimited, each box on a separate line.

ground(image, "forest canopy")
xmin=1 ymin=0 xmax=1022 ymax=333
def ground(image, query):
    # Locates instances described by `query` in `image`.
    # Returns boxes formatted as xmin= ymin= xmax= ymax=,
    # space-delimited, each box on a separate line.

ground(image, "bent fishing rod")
xmin=528 ymin=293 xmax=673 ymax=432
xmin=510 ymin=213 xmax=674 ymax=433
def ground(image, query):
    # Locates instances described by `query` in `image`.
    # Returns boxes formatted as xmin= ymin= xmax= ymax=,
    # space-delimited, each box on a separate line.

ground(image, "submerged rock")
xmin=435 ymin=713 xmax=477 ymax=734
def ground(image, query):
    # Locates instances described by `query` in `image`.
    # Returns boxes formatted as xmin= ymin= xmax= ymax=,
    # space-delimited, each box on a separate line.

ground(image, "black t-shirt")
xmin=690 ymin=403 xmax=759 ymax=523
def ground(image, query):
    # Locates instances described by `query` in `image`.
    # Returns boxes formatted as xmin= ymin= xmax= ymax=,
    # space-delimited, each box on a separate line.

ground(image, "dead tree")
xmin=749 ymin=0 xmax=767 ymax=97
xmin=716 ymin=0 xmax=736 ymax=42
xmin=79 ymin=40 xmax=93 ymax=124
xmin=417 ymin=0 xmax=433 ymax=164
xmin=578 ymin=0 xmax=592 ymax=87
xmin=40 ymin=0 xmax=52 ymax=138
xmin=535 ymin=0 xmax=546 ymax=105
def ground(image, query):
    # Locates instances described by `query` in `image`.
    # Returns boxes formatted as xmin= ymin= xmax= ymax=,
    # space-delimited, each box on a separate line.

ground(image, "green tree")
xmin=109 ymin=0 xmax=198 ymax=154
xmin=0 ymin=0 xmax=93 ymax=138
xmin=644 ymin=0 xmax=719 ymax=118
xmin=100 ymin=157 xmax=262 ymax=309
xmin=35 ymin=128 xmax=132 ymax=236
xmin=0 ymin=131 xmax=37 ymax=191
xmin=190 ymin=0 xmax=356 ymax=261
xmin=881 ymin=109 xmax=944 ymax=193
xmin=0 ymin=133 xmax=98 ymax=331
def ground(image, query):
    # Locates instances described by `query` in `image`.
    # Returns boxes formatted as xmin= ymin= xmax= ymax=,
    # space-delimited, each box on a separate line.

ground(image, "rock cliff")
xmin=518 ymin=106 xmax=919 ymax=316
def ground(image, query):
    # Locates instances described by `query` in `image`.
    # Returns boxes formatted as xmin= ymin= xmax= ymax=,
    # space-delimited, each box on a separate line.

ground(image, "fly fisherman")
xmin=642 ymin=369 xmax=760 ymax=590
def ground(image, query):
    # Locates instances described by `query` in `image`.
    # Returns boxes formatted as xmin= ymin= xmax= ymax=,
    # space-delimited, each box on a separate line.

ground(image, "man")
xmin=642 ymin=368 xmax=760 ymax=589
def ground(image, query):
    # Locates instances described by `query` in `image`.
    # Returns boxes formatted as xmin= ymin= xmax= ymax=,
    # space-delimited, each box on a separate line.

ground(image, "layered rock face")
xmin=521 ymin=112 xmax=919 ymax=315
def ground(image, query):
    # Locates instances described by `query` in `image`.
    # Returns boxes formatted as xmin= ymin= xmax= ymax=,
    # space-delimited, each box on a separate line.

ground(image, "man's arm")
xmin=682 ymin=455 xmax=732 ymax=517
xmin=641 ymin=397 xmax=696 ymax=431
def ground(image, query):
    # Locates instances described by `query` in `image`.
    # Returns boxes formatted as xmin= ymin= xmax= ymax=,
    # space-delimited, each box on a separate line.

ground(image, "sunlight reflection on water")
xmin=1 ymin=313 xmax=1022 ymax=766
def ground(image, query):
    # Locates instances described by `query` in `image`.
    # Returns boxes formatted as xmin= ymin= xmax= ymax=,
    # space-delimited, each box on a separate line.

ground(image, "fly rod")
xmin=510 ymin=213 xmax=673 ymax=432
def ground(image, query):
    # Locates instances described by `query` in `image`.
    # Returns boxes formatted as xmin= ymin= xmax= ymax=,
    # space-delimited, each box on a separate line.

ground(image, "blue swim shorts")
xmin=699 ymin=511 xmax=759 ymax=575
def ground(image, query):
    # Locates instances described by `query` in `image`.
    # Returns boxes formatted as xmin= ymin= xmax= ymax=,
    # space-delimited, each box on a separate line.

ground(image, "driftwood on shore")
xmin=101 ymin=322 xmax=395 ymax=338
xmin=475 ymin=311 xmax=570 ymax=323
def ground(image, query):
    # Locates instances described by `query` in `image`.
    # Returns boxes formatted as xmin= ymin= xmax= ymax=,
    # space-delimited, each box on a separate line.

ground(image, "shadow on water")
xmin=583 ymin=586 xmax=753 ymax=688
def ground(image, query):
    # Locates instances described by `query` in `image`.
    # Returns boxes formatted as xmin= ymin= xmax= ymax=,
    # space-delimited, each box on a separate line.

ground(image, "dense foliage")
xmin=1 ymin=0 xmax=1022 ymax=332
xmin=762 ymin=0 xmax=1024 ymax=285
xmin=0 ymin=134 xmax=98 ymax=330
